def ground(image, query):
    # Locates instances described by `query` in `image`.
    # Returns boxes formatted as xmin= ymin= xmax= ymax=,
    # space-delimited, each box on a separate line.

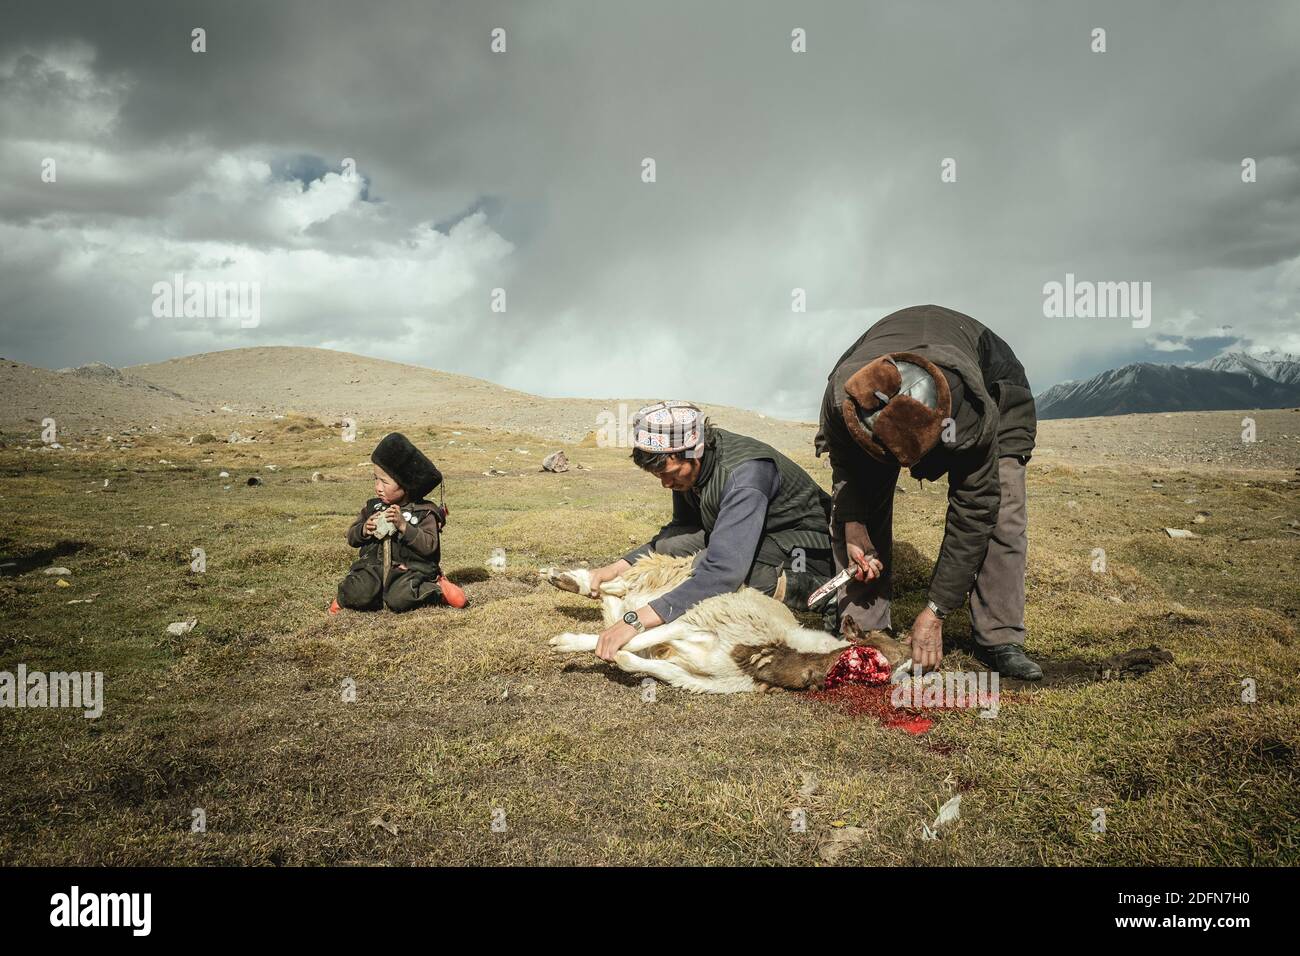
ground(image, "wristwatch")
xmin=925 ymin=600 xmax=948 ymax=621
xmin=623 ymin=610 xmax=646 ymax=633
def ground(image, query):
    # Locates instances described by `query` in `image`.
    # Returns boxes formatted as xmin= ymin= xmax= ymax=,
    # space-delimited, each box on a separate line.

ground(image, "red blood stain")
xmin=803 ymin=685 xmax=1023 ymax=734
xmin=804 ymin=684 xmax=936 ymax=735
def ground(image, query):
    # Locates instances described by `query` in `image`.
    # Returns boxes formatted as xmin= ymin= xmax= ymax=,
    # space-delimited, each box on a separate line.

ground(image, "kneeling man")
xmin=588 ymin=401 xmax=835 ymax=660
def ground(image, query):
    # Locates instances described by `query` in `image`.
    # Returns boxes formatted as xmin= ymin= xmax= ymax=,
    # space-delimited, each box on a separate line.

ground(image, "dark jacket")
xmin=629 ymin=428 xmax=833 ymax=564
xmin=346 ymin=497 xmax=445 ymax=573
xmin=694 ymin=429 xmax=832 ymax=559
xmin=624 ymin=429 xmax=833 ymax=622
xmin=815 ymin=304 xmax=1036 ymax=613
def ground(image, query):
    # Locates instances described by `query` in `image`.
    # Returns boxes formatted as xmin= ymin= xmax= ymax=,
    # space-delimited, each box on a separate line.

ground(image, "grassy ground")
xmin=0 ymin=413 xmax=1297 ymax=865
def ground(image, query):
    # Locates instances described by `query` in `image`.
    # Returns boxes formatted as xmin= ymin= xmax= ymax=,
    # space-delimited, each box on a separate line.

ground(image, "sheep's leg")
xmin=549 ymin=619 xmax=687 ymax=655
xmin=542 ymin=566 xmax=637 ymax=628
xmin=782 ymin=626 xmax=851 ymax=654
xmin=613 ymin=651 xmax=757 ymax=694
xmin=599 ymin=593 xmax=627 ymax=626
xmin=543 ymin=567 xmax=632 ymax=596
xmin=550 ymin=632 xmax=599 ymax=653
xmin=597 ymin=578 xmax=628 ymax=598
xmin=731 ymin=643 xmax=844 ymax=690
xmin=542 ymin=567 xmax=592 ymax=595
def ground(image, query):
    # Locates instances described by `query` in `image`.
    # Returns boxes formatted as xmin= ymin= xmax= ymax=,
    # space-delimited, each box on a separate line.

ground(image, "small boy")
xmin=332 ymin=432 xmax=467 ymax=613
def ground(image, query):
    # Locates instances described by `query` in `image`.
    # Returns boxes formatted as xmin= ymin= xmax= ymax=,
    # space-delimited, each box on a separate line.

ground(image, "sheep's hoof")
xmin=542 ymin=568 xmax=583 ymax=594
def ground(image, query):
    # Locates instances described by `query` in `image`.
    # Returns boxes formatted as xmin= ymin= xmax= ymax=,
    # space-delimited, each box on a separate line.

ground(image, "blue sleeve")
xmin=648 ymin=460 xmax=781 ymax=622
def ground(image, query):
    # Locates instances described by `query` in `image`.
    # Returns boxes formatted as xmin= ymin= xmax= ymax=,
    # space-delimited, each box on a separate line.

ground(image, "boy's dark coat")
xmin=345 ymin=497 xmax=445 ymax=573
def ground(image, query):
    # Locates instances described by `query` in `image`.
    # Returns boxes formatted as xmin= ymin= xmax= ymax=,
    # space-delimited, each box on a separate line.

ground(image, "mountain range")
xmin=1036 ymin=350 xmax=1300 ymax=419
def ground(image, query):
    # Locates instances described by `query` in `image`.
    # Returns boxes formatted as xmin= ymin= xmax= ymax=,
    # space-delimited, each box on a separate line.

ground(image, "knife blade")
xmin=806 ymin=567 xmax=854 ymax=609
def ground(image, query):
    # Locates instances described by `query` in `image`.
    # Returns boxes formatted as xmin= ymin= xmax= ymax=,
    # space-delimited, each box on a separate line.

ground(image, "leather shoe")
xmin=975 ymin=643 xmax=1042 ymax=681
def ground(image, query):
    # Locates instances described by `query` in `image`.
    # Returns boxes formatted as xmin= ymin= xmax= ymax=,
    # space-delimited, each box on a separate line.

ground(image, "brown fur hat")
xmin=840 ymin=352 xmax=952 ymax=466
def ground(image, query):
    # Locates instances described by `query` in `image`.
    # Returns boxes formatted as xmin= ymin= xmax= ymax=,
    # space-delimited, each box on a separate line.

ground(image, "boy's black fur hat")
xmin=371 ymin=432 xmax=442 ymax=500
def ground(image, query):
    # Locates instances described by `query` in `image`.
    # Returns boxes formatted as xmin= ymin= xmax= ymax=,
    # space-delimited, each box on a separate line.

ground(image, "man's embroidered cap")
xmin=631 ymin=400 xmax=703 ymax=454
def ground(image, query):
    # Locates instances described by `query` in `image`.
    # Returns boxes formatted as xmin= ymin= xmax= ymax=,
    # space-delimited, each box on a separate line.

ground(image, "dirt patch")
xmin=462 ymin=572 xmax=541 ymax=606
xmin=446 ymin=567 xmax=490 ymax=584
xmin=1006 ymin=645 xmax=1175 ymax=689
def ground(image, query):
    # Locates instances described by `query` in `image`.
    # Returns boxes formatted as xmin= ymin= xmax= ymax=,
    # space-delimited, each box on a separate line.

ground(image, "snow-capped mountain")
xmin=1036 ymin=357 xmax=1300 ymax=419
xmin=1193 ymin=350 xmax=1300 ymax=387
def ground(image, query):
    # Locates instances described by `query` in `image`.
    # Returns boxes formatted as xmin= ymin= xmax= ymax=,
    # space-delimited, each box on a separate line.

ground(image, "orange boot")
xmin=438 ymin=575 xmax=468 ymax=609
xmin=328 ymin=597 xmax=341 ymax=616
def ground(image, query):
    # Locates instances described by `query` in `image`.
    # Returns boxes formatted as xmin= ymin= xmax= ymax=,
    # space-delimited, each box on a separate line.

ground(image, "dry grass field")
xmin=1 ymin=377 xmax=1297 ymax=865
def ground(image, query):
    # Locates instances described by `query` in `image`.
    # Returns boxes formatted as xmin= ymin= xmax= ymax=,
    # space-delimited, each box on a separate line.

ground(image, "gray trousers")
xmin=833 ymin=456 xmax=1028 ymax=647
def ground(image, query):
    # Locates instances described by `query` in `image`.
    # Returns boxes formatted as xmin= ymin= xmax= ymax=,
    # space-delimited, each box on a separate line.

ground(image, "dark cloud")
xmin=1 ymin=0 xmax=1298 ymax=416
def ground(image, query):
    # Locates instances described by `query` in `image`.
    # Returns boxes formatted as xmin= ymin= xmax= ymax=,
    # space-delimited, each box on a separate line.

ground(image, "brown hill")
xmin=0 ymin=357 xmax=208 ymax=436
xmin=125 ymin=346 xmax=817 ymax=449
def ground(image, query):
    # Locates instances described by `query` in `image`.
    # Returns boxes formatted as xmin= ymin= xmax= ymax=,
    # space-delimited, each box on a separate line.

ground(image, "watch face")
xmin=623 ymin=611 xmax=638 ymax=625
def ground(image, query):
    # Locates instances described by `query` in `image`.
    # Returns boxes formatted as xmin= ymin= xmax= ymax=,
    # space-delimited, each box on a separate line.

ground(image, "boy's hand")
xmin=385 ymin=505 xmax=407 ymax=532
xmin=363 ymin=515 xmax=379 ymax=536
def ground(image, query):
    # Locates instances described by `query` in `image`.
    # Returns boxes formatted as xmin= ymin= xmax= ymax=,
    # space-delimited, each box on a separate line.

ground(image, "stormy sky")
xmin=2 ymin=0 xmax=1298 ymax=419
